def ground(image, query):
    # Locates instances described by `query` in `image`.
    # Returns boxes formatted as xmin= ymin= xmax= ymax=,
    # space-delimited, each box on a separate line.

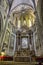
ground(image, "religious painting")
xmin=21 ymin=37 xmax=28 ymax=48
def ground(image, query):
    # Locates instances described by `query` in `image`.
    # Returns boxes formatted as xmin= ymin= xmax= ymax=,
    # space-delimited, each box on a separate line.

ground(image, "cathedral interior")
xmin=0 ymin=0 xmax=43 ymax=65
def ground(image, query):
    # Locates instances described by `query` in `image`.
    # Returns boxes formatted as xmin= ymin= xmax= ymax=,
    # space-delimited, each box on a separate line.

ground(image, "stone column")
xmin=33 ymin=32 xmax=37 ymax=55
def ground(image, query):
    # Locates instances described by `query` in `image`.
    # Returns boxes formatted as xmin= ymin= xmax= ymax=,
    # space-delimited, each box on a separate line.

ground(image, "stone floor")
xmin=0 ymin=61 xmax=39 ymax=65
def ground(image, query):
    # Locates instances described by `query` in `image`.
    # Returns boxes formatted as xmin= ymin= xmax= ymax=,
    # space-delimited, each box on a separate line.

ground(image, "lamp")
xmin=1 ymin=52 xmax=6 ymax=56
